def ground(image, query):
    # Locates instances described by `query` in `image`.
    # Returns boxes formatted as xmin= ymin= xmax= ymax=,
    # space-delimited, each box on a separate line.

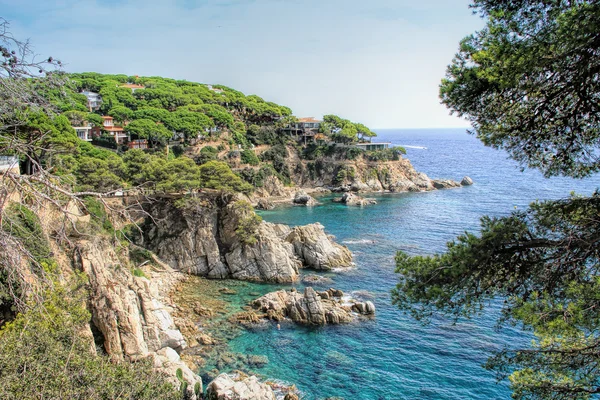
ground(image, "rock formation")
xmin=461 ymin=176 xmax=474 ymax=186
xmin=293 ymin=190 xmax=318 ymax=206
xmin=255 ymin=198 xmax=274 ymax=210
xmin=333 ymin=192 xmax=377 ymax=206
xmin=73 ymin=239 xmax=203 ymax=399
xmin=139 ymin=196 xmax=352 ymax=282
xmin=206 ymin=373 xmax=276 ymax=400
xmin=252 ymin=287 xmax=375 ymax=325
xmin=285 ymin=223 xmax=353 ymax=270
xmin=432 ymin=179 xmax=462 ymax=189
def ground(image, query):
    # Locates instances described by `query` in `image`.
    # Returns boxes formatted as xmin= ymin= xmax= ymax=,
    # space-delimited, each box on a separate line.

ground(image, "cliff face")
xmin=292 ymin=156 xmax=446 ymax=192
xmin=72 ymin=238 xmax=203 ymax=399
xmin=138 ymin=195 xmax=352 ymax=283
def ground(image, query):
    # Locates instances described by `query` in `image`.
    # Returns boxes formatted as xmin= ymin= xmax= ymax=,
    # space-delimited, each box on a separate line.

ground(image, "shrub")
xmin=0 ymin=285 xmax=178 ymax=400
xmin=198 ymin=161 xmax=253 ymax=194
xmin=240 ymin=149 xmax=259 ymax=166
xmin=194 ymin=146 xmax=218 ymax=165
xmin=232 ymin=201 xmax=262 ymax=245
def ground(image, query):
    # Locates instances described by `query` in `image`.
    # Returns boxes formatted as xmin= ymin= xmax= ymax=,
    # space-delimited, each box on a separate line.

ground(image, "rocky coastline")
xmin=3 ymin=152 xmax=473 ymax=399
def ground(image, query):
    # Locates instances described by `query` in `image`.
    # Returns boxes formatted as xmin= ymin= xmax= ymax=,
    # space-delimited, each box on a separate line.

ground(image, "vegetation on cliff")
xmin=395 ymin=1 xmax=600 ymax=398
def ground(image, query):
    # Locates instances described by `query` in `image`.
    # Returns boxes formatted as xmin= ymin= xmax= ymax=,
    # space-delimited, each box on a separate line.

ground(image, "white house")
xmin=82 ymin=91 xmax=102 ymax=111
xmin=73 ymin=123 xmax=93 ymax=141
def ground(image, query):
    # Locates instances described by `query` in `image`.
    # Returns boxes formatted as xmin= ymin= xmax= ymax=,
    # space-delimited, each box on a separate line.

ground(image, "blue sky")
xmin=3 ymin=0 xmax=483 ymax=128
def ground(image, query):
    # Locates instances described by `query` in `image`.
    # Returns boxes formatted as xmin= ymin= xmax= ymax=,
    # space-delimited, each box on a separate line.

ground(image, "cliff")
xmin=137 ymin=194 xmax=352 ymax=283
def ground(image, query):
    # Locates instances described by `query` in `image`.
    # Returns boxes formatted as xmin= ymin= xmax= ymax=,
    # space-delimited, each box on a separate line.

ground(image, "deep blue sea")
xmin=227 ymin=128 xmax=600 ymax=399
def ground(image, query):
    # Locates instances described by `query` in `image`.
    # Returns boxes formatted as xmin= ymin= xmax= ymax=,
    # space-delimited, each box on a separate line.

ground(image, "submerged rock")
xmin=461 ymin=176 xmax=474 ymax=186
xmin=252 ymin=287 xmax=375 ymax=326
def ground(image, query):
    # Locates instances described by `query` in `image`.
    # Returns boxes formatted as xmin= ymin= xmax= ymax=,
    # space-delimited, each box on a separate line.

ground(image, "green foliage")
xmin=365 ymin=147 xmax=406 ymax=162
xmin=198 ymin=161 xmax=253 ymax=194
xmin=195 ymin=146 xmax=219 ymax=165
xmin=132 ymin=268 xmax=146 ymax=278
xmin=232 ymin=200 xmax=263 ymax=246
xmin=322 ymin=114 xmax=376 ymax=144
xmin=394 ymin=193 xmax=600 ymax=398
xmin=397 ymin=2 xmax=600 ymax=398
xmin=238 ymin=165 xmax=278 ymax=188
xmin=240 ymin=149 xmax=260 ymax=166
xmin=108 ymin=105 xmax=134 ymax=123
xmin=260 ymin=144 xmax=291 ymax=184
xmin=2 ymin=204 xmax=50 ymax=262
xmin=82 ymin=197 xmax=115 ymax=234
xmin=0 ymin=284 xmax=178 ymax=400
xmin=125 ymin=118 xmax=172 ymax=145
xmin=440 ymin=1 xmax=600 ymax=178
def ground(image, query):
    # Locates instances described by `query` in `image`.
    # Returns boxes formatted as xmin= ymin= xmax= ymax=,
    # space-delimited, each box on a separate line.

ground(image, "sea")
xmin=220 ymin=128 xmax=600 ymax=399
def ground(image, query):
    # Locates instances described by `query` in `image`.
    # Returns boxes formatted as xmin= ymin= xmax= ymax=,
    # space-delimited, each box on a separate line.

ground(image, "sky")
xmin=2 ymin=0 xmax=484 ymax=129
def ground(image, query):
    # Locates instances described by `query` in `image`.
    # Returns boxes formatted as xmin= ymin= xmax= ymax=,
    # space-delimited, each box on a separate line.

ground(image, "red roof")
xmin=297 ymin=117 xmax=321 ymax=123
xmin=102 ymin=116 xmax=113 ymax=120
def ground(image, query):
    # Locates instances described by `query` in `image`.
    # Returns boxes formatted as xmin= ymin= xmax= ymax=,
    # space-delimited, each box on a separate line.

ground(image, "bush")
xmin=240 ymin=149 xmax=259 ymax=166
xmin=260 ymin=145 xmax=291 ymax=184
xmin=83 ymin=197 xmax=114 ymax=234
xmin=194 ymin=146 xmax=218 ymax=165
xmin=232 ymin=201 xmax=262 ymax=245
xmin=0 ymin=285 xmax=178 ymax=400
xmin=198 ymin=161 xmax=253 ymax=194
xmin=365 ymin=147 xmax=406 ymax=161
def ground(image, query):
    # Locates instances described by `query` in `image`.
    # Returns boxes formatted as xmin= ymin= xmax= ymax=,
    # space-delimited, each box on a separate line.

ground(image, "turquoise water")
xmin=226 ymin=129 xmax=600 ymax=399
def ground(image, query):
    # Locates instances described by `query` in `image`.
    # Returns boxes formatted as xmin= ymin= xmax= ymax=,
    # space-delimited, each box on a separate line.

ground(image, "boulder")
xmin=256 ymin=198 xmax=274 ymax=210
xmin=285 ymin=223 xmax=352 ymax=270
xmin=206 ymin=373 xmax=276 ymax=400
xmin=432 ymin=179 xmax=461 ymax=189
xmin=334 ymin=192 xmax=377 ymax=206
xmin=252 ymin=287 xmax=375 ymax=326
xmin=461 ymin=176 xmax=474 ymax=186
xmin=293 ymin=190 xmax=318 ymax=206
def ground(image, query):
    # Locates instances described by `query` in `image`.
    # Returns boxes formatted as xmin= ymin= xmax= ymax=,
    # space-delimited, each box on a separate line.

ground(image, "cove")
xmin=206 ymin=129 xmax=600 ymax=399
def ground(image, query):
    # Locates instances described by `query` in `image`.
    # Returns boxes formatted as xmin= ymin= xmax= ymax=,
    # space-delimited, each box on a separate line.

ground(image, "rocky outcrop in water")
xmin=206 ymin=373 xmax=276 ymax=400
xmin=252 ymin=287 xmax=375 ymax=325
xmin=73 ymin=239 xmax=203 ymax=399
xmin=333 ymin=192 xmax=377 ymax=206
xmin=139 ymin=196 xmax=351 ymax=282
xmin=461 ymin=176 xmax=474 ymax=186
xmin=432 ymin=179 xmax=462 ymax=189
xmin=286 ymin=223 xmax=352 ymax=270
xmin=293 ymin=190 xmax=318 ymax=206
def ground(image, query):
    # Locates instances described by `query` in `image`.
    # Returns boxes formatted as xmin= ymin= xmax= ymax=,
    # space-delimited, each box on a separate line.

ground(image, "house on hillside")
xmin=120 ymin=83 xmax=145 ymax=92
xmin=353 ymin=142 xmax=391 ymax=151
xmin=282 ymin=117 xmax=322 ymax=144
xmin=73 ymin=123 xmax=93 ymax=141
xmin=81 ymin=91 xmax=102 ymax=111
xmin=91 ymin=116 xmax=128 ymax=144
xmin=128 ymin=139 xmax=148 ymax=149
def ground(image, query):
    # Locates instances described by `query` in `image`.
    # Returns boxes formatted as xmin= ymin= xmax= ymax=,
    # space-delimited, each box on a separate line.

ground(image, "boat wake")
xmin=399 ymin=145 xmax=427 ymax=150
xmin=342 ymin=239 xmax=376 ymax=245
